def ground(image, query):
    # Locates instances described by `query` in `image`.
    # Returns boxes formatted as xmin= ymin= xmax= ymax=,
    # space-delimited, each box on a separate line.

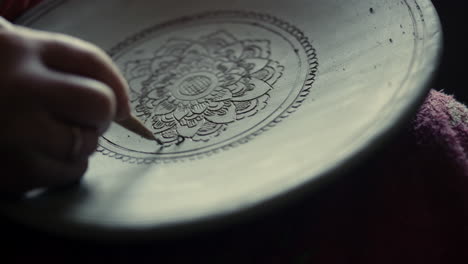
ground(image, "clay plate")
xmin=0 ymin=0 xmax=442 ymax=240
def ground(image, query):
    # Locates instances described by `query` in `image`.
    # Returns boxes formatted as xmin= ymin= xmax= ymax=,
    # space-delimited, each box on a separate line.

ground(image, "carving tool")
xmin=116 ymin=115 xmax=159 ymax=142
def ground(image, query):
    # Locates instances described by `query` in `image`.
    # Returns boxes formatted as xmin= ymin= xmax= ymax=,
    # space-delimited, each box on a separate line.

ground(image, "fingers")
xmin=0 ymin=24 xmax=131 ymax=196
xmin=1 ymin=26 xmax=123 ymax=133
xmin=0 ymin=110 xmax=97 ymax=196
xmin=33 ymin=69 xmax=117 ymax=133
xmin=38 ymin=34 xmax=131 ymax=120
xmin=3 ymin=110 xmax=99 ymax=161
xmin=0 ymin=16 xmax=13 ymax=30
xmin=0 ymin=147 xmax=88 ymax=196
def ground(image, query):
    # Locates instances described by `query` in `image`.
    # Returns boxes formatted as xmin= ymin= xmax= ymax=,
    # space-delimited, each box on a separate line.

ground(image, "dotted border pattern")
xmin=97 ymin=10 xmax=319 ymax=164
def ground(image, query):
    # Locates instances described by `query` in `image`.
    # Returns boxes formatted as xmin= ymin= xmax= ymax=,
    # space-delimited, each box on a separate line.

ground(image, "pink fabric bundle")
xmin=413 ymin=90 xmax=468 ymax=174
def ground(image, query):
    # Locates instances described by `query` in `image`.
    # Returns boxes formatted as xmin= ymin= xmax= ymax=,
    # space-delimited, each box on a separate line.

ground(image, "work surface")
xmin=3 ymin=133 xmax=467 ymax=263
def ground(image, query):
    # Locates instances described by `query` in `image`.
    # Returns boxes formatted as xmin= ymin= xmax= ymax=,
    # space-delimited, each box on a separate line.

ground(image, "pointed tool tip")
xmin=116 ymin=115 xmax=161 ymax=144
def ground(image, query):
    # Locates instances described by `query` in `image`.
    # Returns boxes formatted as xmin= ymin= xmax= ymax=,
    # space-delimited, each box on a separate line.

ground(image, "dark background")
xmin=431 ymin=0 xmax=467 ymax=103
xmin=2 ymin=1 xmax=467 ymax=263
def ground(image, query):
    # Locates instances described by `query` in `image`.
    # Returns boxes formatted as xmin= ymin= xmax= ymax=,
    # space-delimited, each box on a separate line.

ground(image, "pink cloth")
xmin=414 ymin=90 xmax=468 ymax=174
xmin=295 ymin=89 xmax=468 ymax=263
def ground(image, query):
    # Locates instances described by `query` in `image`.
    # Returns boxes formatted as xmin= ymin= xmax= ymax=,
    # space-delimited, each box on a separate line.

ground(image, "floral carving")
xmin=124 ymin=30 xmax=284 ymax=145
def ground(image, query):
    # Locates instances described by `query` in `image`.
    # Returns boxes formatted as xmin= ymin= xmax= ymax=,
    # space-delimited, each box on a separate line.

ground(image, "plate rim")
xmin=1 ymin=0 xmax=443 ymax=241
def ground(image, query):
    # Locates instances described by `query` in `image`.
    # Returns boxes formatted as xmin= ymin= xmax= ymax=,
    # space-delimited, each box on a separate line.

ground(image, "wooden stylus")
xmin=116 ymin=115 xmax=160 ymax=143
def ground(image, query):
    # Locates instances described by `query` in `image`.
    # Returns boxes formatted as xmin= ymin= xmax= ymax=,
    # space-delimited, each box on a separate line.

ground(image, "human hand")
xmin=0 ymin=17 xmax=130 ymax=196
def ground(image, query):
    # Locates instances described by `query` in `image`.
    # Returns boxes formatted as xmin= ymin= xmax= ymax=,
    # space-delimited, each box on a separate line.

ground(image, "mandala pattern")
xmin=125 ymin=30 xmax=284 ymax=146
xmin=97 ymin=11 xmax=318 ymax=163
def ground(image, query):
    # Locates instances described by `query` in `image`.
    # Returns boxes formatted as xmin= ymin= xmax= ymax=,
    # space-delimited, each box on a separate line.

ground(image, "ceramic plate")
xmin=0 ymin=0 xmax=441 ymax=239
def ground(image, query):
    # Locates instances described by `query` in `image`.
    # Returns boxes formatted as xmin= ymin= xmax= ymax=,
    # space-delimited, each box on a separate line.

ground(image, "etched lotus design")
xmin=124 ymin=30 xmax=284 ymax=145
